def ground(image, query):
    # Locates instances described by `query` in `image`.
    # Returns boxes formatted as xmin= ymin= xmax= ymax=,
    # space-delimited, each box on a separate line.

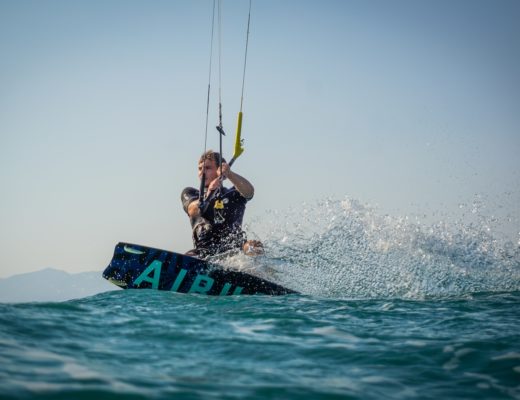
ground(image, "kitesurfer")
xmin=181 ymin=150 xmax=263 ymax=258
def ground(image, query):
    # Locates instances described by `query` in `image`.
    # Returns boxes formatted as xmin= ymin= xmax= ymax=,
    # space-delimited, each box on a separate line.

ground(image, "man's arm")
xmin=187 ymin=200 xmax=201 ymax=218
xmin=215 ymin=162 xmax=254 ymax=200
xmin=181 ymin=187 xmax=201 ymax=217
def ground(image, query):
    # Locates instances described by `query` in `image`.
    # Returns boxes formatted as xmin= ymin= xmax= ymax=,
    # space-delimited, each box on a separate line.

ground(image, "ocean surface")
xmin=1 ymin=198 xmax=519 ymax=399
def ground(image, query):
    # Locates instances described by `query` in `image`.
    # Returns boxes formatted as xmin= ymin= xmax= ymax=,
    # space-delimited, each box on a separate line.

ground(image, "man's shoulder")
xmin=222 ymin=186 xmax=250 ymax=202
xmin=181 ymin=187 xmax=199 ymax=201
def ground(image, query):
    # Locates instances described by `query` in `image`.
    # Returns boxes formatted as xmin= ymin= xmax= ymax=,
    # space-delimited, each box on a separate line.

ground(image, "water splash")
xmin=241 ymin=197 xmax=520 ymax=299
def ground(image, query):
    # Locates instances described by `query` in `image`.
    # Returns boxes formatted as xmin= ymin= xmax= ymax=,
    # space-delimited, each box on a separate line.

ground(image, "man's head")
xmin=198 ymin=151 xmax=226 ymax=186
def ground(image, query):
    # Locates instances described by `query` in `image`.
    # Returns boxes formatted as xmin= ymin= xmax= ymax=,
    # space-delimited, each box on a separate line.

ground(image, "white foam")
xmin=248 ymin=197 xmax=520 ymax=299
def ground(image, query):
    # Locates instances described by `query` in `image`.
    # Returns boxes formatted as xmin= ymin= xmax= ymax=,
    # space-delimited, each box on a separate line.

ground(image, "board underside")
xmin=102 ymin=242 xmax=297 ymax=296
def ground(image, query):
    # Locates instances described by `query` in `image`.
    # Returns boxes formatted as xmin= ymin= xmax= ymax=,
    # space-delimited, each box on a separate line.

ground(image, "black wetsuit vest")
xmin=181 ymin=186 xmax=249 ymax=257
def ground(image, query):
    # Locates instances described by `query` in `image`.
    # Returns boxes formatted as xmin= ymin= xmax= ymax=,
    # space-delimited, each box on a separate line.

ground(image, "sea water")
xmin=1 ymin=198 xmax=519 ymax=399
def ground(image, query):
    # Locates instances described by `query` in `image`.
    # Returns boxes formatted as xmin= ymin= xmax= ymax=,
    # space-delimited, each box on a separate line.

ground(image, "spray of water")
xmin=233 ymin=197 xmax=520 ymax=299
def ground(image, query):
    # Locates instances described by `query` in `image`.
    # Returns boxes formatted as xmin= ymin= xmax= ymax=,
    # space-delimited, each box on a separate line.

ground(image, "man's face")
xmin=198 ymin=159 xmax=218 ymax=187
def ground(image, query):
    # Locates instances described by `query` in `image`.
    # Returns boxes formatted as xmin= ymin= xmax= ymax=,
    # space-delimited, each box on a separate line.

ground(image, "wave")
xmin=237 ymin=197 xmax=520 ymax=299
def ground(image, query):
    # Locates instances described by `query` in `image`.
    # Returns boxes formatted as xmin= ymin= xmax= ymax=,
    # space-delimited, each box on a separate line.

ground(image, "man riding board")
xmin=181 ymin=150 xmax=263 ymax=258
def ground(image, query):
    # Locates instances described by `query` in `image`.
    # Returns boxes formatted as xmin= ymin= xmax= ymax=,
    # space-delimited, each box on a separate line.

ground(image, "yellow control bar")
xmin=233 ymin=111 xmax=245 ymax=160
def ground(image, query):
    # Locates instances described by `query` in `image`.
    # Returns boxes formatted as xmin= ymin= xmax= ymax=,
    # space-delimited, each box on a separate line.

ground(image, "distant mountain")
xmin=0 ymin=268 xmax=120 ymax=303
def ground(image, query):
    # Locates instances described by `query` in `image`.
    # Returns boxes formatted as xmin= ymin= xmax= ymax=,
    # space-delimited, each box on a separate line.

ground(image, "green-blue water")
xmin=2 ymin=198 xmax=519 ymax=399
xmin=1 ymin=291 xmax=519 ymax=399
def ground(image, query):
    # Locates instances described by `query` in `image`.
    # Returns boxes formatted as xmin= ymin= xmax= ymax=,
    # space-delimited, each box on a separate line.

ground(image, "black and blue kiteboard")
xmin=103 ymin=242 xmax=297 ymax=296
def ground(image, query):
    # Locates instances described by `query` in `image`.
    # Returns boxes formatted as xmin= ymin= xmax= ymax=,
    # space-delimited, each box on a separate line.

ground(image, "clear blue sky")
xmin=1 ymin=0 xmax=519 ymax=278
